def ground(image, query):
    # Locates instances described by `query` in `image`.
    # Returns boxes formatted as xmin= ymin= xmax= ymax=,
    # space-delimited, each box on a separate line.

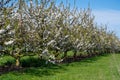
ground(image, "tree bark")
xmin=73 ymin=50 xmax=77 ymax=61
xmin=15 ymin=57 xmax=20 ymax=67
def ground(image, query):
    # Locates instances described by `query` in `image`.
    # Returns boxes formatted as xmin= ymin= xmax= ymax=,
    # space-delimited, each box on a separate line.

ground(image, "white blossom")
xmin=58 ymin=27 xmax=62 ymax=32
xmin=77 ymin=43 xmax=81 ymax=48
xmin=48 ymin=60 xmax=55 ymax=64
xmin=55 ymin=32 xmax=60 ymax=38
xmin=43 ymin=30 xmax=49 ymax=40
xmin=48 ymin=59 xmax=63 ymax=64
xmin=4 ymin=40 xmax=14 ymax=45
xmin=64 ymin=35 xmax=69 ymax=39
xmin=49 ymin=55 xmax=55 ymax=60
xmin=0 ymin=29 xmax=5 ymax=34
xmin=6 ymin=24 xmax=11 ymax=30
xmin=14 ymin=13 xmax=20 ymax=19
xmin=47 ymin=40 xmax=56 ymax=46
xmin=74 ymin=38 xmax=79 ymax=45
xmin=8 ymin=30 xmax=15 ymax=35
xmin=56 ymin=59 xmax=63 ymax=63
xmin=42 ymin=49 xmax=49 ymax=56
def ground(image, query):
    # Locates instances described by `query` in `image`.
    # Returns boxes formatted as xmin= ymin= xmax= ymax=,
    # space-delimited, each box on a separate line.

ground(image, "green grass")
xmin=0 ymin=56 xmax=15 ymax=66
xmin=0 ymin=53 xmax=120 ymax=80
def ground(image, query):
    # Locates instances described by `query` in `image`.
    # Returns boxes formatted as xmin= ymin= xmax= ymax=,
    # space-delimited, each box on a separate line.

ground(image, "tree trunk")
xmin=15 ymin=57 xmax=20 ymax=67
xmin=73 ymin=51 xmax=77 ymax=59
xmin=63 ymin=51 xmax=67 ymax=58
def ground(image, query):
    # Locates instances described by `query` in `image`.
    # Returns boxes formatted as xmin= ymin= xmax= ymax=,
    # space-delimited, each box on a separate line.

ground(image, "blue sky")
xmin=57 ymin=0 xmax=120 ymax=38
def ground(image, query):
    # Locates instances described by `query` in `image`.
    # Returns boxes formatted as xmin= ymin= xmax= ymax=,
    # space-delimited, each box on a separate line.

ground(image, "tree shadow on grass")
xmin=64 ymin=53 xmax=111 ymax=66
xmin=16 ymin=65 xmax=65 ymax=77
xmin=82 ymin=54 xmax=110 ymax=63
xmin=80 ymin=53 xmax=111 ymax=63
xmin=0 ymin=53 xmax=112 ymax=77
xmin=17 ymin=57 xmax=66 ymax=77
xmin=0 ymin=56 xmax=67 ymax=77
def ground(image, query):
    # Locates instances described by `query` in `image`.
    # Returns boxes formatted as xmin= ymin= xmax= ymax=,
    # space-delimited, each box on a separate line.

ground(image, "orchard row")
xmin=0 ymin=0 xmax=120 ymax=66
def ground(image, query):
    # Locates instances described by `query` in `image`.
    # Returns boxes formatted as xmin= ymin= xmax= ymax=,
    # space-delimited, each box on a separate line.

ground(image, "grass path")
xmin=0 ymin=53 xmax=120 ymax=80
xmin=110 ymin=53 xmax=120 ymax=80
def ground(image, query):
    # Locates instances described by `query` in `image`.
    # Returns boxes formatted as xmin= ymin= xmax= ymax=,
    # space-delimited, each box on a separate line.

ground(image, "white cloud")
xmin=92 ymin=10 xmax=120 ymax=38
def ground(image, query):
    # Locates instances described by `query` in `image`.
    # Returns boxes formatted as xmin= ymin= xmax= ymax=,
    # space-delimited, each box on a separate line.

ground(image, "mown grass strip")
xmin=0 ymin=53 xmax=120 ymax=80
